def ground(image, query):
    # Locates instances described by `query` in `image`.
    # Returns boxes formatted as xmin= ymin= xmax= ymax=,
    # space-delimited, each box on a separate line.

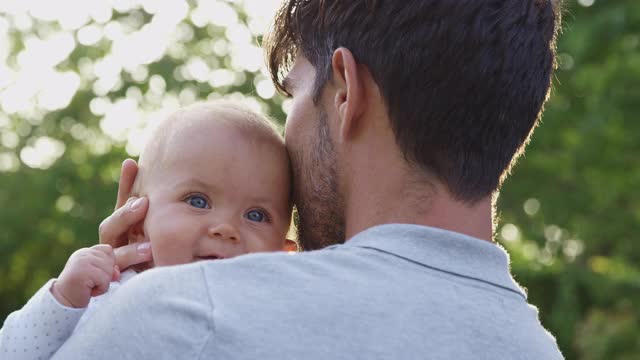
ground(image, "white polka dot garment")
xmin=0 ymin=270 xmax=138 ymax=360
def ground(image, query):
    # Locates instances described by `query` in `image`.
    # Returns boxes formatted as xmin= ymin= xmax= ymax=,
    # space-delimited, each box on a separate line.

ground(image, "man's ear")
xmin=331 ymin=47 xmax=365 ymax=143
xmin=127 ymin=222 xmax=146 ymax=244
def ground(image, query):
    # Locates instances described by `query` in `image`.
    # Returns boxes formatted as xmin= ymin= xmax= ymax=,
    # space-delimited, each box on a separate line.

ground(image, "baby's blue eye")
xmin=246 ymin=209 xmax=266 ymax=222
xmin=187 ymin=195 xmax=209 ymax=209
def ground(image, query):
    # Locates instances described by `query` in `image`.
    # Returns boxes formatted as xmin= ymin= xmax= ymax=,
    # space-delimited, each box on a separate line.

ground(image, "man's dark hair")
xmin=265 ymin=0 xmax=562 ymax=203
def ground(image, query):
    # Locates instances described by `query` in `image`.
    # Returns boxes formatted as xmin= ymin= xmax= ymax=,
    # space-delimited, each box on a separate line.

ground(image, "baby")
xmin=0 ymin=101 xmax=294 ymax=359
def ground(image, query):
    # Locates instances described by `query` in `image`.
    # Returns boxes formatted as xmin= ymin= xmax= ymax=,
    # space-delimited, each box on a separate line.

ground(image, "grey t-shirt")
xmin=52 ymin=224 xmax=563 ymax=359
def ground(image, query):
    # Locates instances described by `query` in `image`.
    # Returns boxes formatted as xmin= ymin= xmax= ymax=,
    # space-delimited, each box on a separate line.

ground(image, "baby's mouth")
xmin=197 ymin=254 xmax=225 ymax=261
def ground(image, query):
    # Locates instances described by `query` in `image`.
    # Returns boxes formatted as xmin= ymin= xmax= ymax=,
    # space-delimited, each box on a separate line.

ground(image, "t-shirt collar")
xmin=340 ymin=223 xmax=527 ymax=299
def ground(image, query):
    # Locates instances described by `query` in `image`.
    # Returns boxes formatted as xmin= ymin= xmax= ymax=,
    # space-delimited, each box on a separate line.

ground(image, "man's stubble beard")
xmin=293 ymin=109 xmax=346 ymax=251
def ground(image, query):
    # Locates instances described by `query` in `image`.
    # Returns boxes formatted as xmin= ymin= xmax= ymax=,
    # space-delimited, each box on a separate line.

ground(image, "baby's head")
xmin=128 ymin=101 xmax=293 ymax=267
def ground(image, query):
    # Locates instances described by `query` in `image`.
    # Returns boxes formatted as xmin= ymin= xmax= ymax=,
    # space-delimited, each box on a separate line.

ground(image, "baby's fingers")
xmin=90 ymin=266 xmax=113 ymax=297
xmin=112 ymin=265 xmax=121 ymax=282
xmin=88 ymin=246 xmax=118 ymax=274
xmin=91 ymin=244 xmax=116 ymax=258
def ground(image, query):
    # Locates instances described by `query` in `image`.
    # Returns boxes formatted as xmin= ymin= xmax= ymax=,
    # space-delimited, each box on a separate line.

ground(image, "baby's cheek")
xmin=246 ymin=231 xmax=285 ymax=253
xmin=148 ymin=220 xmax=194 ymax=266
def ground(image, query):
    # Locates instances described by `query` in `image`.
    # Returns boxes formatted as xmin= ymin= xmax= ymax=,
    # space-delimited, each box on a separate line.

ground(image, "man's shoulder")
xmin=126 ymin=248 xmax=359 ymax=298
xmin=200 ymin=247 xmax=359 ymax=285
xmin=118 ymin=261 xmax=211 ymax=304
xmin=109 ymin=239 xmax=563 ymax=360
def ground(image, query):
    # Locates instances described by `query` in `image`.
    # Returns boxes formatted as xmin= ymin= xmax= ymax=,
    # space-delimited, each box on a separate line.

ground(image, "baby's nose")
xmin=208 ymin=223 xmax=239 ymax=243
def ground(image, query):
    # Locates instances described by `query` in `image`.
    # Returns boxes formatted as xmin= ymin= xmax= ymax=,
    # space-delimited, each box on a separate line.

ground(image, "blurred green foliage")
xmin=0 ymin=1 xmax=638 ymax=359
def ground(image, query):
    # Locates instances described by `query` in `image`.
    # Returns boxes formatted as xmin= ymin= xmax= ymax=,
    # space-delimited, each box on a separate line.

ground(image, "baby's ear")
xmin=283 ymin=239 xmax=298 ymax=252
xmin=127 ymin=222 xmax=146 ymax=244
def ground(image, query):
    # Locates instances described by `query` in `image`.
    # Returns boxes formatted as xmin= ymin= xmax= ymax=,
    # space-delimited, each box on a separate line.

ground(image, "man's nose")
xmin=208 ymin=223 xmax=240 ymax=243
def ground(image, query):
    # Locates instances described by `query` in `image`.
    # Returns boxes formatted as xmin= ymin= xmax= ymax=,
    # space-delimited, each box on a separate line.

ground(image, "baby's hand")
xmin=51 ymin=244 xmax=119 ymax=308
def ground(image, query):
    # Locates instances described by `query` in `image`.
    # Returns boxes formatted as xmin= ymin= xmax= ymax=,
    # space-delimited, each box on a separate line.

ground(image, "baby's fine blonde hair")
xmin=132 ymin=100 xmax=286 ymax=196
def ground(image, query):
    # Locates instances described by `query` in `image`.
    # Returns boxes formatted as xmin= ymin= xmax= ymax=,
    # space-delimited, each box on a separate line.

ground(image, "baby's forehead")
xmin=163 ymin=104 xmax=281 ymax=143
xmin=140 ymin=103 xmax=288 ymax=173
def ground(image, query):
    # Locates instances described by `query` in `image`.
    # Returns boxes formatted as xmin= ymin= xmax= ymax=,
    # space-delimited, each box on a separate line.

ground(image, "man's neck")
xmin=343 ymin=166 xmax=494 ymax=242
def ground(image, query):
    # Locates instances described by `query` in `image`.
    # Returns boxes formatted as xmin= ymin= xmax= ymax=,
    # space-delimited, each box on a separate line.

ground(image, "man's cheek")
xmin=285 ymin=102 xmax=312 ymax=138
xmin=284 ymin=105 xmax=300 ymax=140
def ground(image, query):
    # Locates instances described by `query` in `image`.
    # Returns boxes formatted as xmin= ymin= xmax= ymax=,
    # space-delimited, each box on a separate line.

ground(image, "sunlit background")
xmin=0 ymin=0 xmax=287 ymax=170
xmin=1 ymin=1 xmax=639 ymax=359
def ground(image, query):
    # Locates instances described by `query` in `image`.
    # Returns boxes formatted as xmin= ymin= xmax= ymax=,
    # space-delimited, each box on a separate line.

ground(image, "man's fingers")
xmin=99 ymin=197 xmax=148 ymax=247
xmin=115 ymin=159 xmax=139 ymax=210
xmin=114 ymin=242 xmax=153 ymax=270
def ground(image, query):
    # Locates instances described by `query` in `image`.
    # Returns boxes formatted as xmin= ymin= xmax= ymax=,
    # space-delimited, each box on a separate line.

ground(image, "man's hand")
xmin=99 ymin=159 xmax=142 ymax=249
xmin=115 ymin=159 xmax=139 ymax=210
xmin=51 ymin=243 xmax=152 ymax=308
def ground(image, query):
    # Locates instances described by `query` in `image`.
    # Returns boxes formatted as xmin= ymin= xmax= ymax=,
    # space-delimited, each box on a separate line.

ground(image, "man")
xmin=53 ymin=0 xmax=563 ymax=358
